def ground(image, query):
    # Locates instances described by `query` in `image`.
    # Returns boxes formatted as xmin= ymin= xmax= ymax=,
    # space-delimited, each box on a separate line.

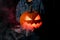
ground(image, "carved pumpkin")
xmin=19 ymin=11 xmax=42 ymax=31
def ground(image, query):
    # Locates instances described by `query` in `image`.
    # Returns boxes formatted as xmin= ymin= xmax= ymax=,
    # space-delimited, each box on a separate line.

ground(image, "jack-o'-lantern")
xmin=19 ymin=11 xmax=42 ymax=31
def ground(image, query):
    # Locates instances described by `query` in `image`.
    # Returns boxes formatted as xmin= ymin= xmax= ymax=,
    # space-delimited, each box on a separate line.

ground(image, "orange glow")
xmin=34 ymin=15 xmax=41 ymax=20
xmin=19 ymin=11 xmax=42 ymax=31
xmin=21 ymin=22 xmax=42 ymax=32
xmin=25 ymin=16 xmax=32 ymax=20
xmin=32 ymin=23 xmax=36 ymax=26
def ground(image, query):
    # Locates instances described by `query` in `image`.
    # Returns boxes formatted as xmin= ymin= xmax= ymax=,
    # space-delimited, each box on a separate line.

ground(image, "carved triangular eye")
xmin=34 ymin=15 xmax=40 ymax=20
xmin=25 ymin=16 xmax=32 ymax=20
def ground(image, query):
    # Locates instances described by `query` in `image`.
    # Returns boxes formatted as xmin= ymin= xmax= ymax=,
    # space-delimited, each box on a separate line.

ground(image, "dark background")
xmin=0 ymin=0 xmax=50 ymax=40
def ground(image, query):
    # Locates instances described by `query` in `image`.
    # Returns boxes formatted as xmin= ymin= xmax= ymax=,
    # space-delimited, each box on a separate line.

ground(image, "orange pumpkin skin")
xmin=19 ymin=11 xmax=42 ymax=31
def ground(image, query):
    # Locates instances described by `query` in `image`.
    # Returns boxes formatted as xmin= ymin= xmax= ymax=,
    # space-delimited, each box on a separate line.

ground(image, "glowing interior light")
xmin=25 ymin=16 xmax=32 ymax=20
xmin=34 ymin=15 xmax=40 ymax=20
xmin=32 ymin=23 xmax=36 ymax=26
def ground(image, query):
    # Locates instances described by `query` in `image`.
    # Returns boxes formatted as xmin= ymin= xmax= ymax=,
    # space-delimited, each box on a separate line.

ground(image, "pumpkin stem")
xmin=29 ymin=5 xmax=32 ymax=13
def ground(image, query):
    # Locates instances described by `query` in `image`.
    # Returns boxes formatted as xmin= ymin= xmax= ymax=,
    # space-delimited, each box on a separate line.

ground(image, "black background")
xmin=0 ymin=0 xmax=54 ymax=40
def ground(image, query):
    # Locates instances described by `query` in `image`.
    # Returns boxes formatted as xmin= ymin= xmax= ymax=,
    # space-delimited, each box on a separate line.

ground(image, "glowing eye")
xmin=34 ymin=15 xmax=41 ymax=20
xmin=25 ymin=16 xmax=32 ymax=20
